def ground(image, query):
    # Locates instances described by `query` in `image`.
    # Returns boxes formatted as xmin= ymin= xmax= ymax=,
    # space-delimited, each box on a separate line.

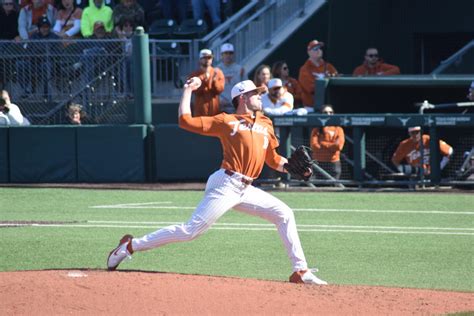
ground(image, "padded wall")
xmin=0 ymin=128 xmax=8 ymax=183
xmin=154 ymin=124 xmax=222 ymax=181
xmin=9 ymin=126 xmax=76 ymax=182
xmin=76 ymin=125 xmax=147 ymax=182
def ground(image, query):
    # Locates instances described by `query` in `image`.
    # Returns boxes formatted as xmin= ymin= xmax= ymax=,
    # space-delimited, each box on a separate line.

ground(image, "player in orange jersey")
xmin=310 ymin=105 xmax=345 ymax=179
xmin=107 ymin=78 xmax=328 ymax=285
xmin=391 ymin=126 xmax=453 ymax=175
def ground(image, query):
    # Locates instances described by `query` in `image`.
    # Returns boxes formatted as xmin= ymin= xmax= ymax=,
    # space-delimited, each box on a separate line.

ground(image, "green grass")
xmin=0 ymin=188 xmax=473 ymax=292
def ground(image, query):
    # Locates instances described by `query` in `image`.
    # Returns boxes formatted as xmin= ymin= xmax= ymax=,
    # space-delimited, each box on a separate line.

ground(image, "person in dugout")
xmin=391 ymin=126 xmax=453 ymax=176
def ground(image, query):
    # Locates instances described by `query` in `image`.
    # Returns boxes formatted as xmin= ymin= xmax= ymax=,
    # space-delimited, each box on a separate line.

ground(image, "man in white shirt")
xmin=216 ymin=43 xmax=246 ymax=114
xmin=261 ymin=78 xmax=294 ymax=116
xmin=1 ymin=90 xmax=30 ymax=126
xmin=0 ymin=97 xmax=11 ymax=125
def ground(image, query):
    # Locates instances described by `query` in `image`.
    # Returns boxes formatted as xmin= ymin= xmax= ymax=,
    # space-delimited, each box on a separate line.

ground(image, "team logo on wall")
xmin=398 ymin=117 xmax=410 ymax=126
xmin=318 ymin=118 xmax=330 ymax=126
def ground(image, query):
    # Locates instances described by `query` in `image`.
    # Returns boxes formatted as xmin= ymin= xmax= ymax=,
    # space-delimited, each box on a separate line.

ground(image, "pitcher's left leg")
xmin=234 ymin=186 xmax=308 ymax=272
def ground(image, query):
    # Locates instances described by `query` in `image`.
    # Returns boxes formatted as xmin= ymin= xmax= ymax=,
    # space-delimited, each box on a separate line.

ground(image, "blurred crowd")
xmin=0 ymin=0 xmax=244 ymax=43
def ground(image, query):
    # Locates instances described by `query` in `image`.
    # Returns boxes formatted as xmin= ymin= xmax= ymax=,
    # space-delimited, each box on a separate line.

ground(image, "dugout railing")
xmin=273 ymin=114 xmax=474 ymax=188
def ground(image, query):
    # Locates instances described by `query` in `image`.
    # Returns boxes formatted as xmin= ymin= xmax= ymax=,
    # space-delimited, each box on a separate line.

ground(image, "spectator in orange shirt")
xmin=272 ymin=60 xmax=303 ymax=108
xmin=253 ymin=64 xmax=271 ymax=94
xmin=188 ymin=48 xmax=225 ymax=117
xmin=353 ymin=47 xmax=400 ymax=76
xmin=298 ymin=39 xmax=338 ymax=109
xmin=391 ymin=126 xmax=453 ymax=176
xmin=310 ymin=105 xmax=345 ymax=179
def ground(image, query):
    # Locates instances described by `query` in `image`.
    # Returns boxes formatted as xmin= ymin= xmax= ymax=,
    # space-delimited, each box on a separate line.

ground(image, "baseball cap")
xmin=231 ymin=80 xmax=266 ymax=100
xmin=268 ymin=78 xmax=283 ymax=89
xmin=408 ymin=126 xmax=421 ymax=133
xmin=221 ymin=43 xmax=234 ymax=53
xmin=37 ymin=16 xmax=51 ymax=28
xmin=94 ymin=21 xmax=105 ymax=31
xmin=199 ymin=48 xmax=213 ymax=58
xmin=307 ymin=39 xmax=324 ymax=51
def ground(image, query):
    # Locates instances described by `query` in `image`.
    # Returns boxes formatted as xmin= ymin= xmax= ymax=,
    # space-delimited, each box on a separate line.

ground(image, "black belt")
xmin=225 ymin=169 xmax=253 ymax=185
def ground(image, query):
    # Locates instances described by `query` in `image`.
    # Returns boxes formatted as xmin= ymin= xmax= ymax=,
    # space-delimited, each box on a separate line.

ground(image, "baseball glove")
xmin=284 ymin=146 xmax=314 ymax=181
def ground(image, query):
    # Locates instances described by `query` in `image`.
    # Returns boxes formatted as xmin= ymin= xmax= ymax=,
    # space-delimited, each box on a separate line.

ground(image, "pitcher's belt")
xmin=224 ymin=169 xmax=253 ymax=185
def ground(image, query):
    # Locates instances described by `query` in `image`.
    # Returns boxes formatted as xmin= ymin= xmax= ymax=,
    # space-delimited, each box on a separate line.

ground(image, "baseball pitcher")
xmin=107 ymin=78 xmax=327 ymax=285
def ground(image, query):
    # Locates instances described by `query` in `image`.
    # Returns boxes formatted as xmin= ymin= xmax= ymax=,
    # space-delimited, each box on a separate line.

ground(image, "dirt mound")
xmin=1 ymin=270 xmax=472 ymax=315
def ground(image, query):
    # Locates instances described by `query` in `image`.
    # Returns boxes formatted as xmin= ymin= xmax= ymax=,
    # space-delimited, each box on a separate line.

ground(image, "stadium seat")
xmin=155 ymin=41 xmax=181 ymax=55
xmin=172 ymin=19 xmax=208 ymax=39
xmin=148 ymin=19 xmax=178 ymax=39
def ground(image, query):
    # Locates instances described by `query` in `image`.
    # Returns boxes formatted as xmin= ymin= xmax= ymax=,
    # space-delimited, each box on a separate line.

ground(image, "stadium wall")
xmin=261 ymin=0 xmax=474 ymax=76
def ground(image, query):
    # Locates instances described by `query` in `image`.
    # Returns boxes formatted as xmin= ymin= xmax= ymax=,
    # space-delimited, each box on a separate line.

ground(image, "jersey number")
xmin=263 ymin=136 xmax=269 ymax=149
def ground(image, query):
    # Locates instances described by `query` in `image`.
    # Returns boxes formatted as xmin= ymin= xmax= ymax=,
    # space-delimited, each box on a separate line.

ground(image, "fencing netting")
xmin=289 ymin=126 xmax=473 ymax=185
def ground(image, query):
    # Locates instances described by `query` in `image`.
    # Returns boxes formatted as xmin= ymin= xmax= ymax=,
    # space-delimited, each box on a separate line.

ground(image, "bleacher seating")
xmin=148 ymin=19 xmax=178 ymax=39
xmin=172 ymin=19 xmax=208 ymax=39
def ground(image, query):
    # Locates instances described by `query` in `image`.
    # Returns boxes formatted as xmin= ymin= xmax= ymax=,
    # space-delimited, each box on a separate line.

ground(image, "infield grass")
xmin=0 ymin=188 xmax=473 ymax=292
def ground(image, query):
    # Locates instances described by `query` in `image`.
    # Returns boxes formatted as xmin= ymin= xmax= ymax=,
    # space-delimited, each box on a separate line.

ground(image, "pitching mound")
xmin=1 ymin=270 xmax=472 ymax=315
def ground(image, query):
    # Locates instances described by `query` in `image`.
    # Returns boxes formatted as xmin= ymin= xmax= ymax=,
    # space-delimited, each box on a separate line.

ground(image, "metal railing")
xmin=431 ymin=39 xmax=474 ymax=75
xmin=0 ymin=39 xmax=131 ymax=124
xmin=0 ymin=0 xmax=322 ymax=124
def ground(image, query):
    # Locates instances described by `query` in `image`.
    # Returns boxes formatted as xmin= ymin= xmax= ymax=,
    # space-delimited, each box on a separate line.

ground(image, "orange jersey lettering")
xmin=392 ymin=134 xmax=452 ymax=170
xmin=179 ymin=112 xmax=281 ymax=178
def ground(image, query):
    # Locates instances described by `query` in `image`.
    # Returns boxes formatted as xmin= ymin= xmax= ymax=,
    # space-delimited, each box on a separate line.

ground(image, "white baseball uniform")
xmin=131 ymin=112 xmax=309 ymax=272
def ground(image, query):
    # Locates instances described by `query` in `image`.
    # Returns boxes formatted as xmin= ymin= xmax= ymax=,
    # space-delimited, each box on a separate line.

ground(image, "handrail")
xmin=431 ymin=39 xmax=474 ymax=74
xmin=200 ymin=0 xmax=259 ymax=43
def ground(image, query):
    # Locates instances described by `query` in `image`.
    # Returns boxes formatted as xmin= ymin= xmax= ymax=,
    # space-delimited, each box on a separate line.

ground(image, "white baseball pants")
xmin=132 ymin=168 xmax=309 ymax=271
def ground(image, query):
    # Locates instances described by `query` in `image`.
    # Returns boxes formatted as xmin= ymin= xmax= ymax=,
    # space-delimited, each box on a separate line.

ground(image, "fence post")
xmin=280 ymin=126 xmax=291 ymax=182
xmin=353 ymin=127 xmax=366 ymax=183
xmin=429 ymin=126 xmax=441 ymax=185
xmin=314 ymin=78 xmax=328 ymax=112
xmin=131 ymin=27 xmax=152 ymax=124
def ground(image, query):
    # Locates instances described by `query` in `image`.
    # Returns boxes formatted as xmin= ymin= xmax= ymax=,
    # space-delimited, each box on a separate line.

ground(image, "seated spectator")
xmin=0 ymin=97 xmax=10 ymax=125
xmin=80 ymin=0 xmax=113 ymax=38
xmin=391 ymin=126 xmax=453 ymax=176
xmin=31 ymin=16 xmax=61 ymax=40
xmin=114 ymin=17 xmax=133 ymax=93
xmin=17 ymin=16 xmax=61 ymax=96
xmin=187 ymin=48 xmax=225 ymax=117
xmin=160 ymin=0 xmax=188 ymax=25
xmin=64 ymin=102 xmax=92 ymax=124
xmin=53 ymin=0 xmax=83 ymax=39
xmin=353 ymin=47 xmax=400 ymax=76
xmin=272 ymin=60 xmax=303 ymax=108
xmin=0 ymin=0 xmax=19 ymax=89
xmin=18 ymin=0 xmax=56 ymax=40
xmin=215 ymin=43 xmax=246 ymax=114
xmin=261 ymin=78 xmax=294 ymax=116
xmin=0 ymin=90 xmax=31 ymax=125
xmin=112 ymin=0 xmax=144 ymax=29
xmin=298 ymin=39 xmax=338 ymax=108
xmin=253 ymin=64 xmax=271 ymax=94
xmin=191 ymin=0 xmax=220 ymax=30
xmin=0 ymin=0 xmax=19 ymax=40
xmin=310 ymin=105 xmax=344 ymax=180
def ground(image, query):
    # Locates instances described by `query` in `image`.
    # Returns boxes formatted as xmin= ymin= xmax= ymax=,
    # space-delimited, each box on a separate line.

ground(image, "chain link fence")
xmin=289 ymin=126 xmax=473 ymax=187
xmin=0 ymin=39 xmax=132 ymax=124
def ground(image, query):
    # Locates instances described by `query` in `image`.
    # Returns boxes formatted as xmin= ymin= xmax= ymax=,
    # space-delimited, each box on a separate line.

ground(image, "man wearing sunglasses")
xmin=298 ymin=39 xmax=338 ymax=109
xmin=353 ymin=47 xmax=400 ymax=76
